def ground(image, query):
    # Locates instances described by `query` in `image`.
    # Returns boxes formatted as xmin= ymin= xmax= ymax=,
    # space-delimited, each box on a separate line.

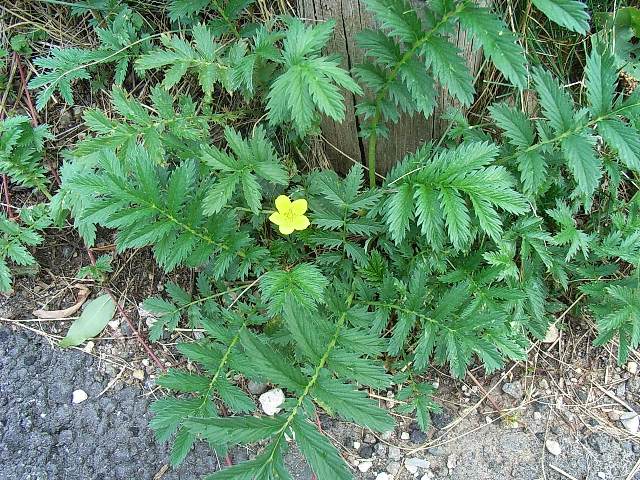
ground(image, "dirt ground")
xmin=2 ymin=244 xmax=640 ymax=480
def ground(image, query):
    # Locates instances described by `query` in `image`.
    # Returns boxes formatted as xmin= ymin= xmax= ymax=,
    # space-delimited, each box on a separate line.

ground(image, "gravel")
xmin=0 ymin=326 xmax=220 ymax=480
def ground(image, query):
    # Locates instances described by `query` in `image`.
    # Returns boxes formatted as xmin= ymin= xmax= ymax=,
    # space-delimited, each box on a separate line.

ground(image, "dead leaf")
xmin=32 ymin=285 xmax=90 ymax=319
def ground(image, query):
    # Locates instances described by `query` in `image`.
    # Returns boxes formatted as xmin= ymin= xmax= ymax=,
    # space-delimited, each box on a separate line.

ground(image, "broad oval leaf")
xmin=59 ymin=294 xmax=116 ymax=347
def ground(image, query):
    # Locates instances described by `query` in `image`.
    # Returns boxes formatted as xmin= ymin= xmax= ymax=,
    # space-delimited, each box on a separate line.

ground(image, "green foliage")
xmin=28 ymin=3 xmax=147 ymax=110
xmin=0 ymin=116 xmax=51 ymax=195
xmin=73 ymin=86 xmax=211 ymax=162
xmin=135 ymin=24 xmax=235 ymax=98
xmin=266 ymin=18 xmax=362 ymax=136
xmin=531 ymin=0 xmax=590 ymax=34
xmin=0 ymin=205 xmax=50 ymax=292
xmin=384 ymin=142 xmax=528 ymax=249
xmin=77 ymin=255 xmax=113 ymax=281
xmin=202 ymin=126 xmax=288 ymax=215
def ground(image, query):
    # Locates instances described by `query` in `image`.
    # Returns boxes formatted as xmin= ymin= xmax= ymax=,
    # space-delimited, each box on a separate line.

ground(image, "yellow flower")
xmin=269 ymin=195 xmax=310 ymax=235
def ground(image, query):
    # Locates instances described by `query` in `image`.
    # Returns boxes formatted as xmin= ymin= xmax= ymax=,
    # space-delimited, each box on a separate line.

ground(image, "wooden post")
xmin=297 ymin=0 xmax=484 ymax=174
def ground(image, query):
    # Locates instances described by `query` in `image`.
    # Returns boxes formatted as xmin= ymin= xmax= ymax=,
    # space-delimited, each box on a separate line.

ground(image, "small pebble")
xmin=248 ymin=380 xmax=268 ymax=395
xmin=628 ymin=362 xmax=638 ymax=375
xmin=72 ymin=389 xmax=88 ymax=404
xmin=542 ymin=324 xmax=559 ymax=343
xmin=502 ymin=381 xmax=524 ymax=400
xmin=405 ymin=457 xmax=430 ymax=474
xmin=597 ymin=472 xmax=606 ymax=479
xmin=375 ymin=474 xmax=390 ymax=480
xmin=410 ymin=429 xmax=427 ymax=444
xmin=620 ymin=412 xmax=640 ymax=435
xmin=82 ymin=341 xmax=94 ymax=353
xmin=545 ymin=439 xmax=561 ymax=456
xmin=400 ymin=431 xmax=410 ymax=440
xmin=381 ymin=431 xmax=393 ymax=441
xmin=358 ymin=461 xmax=373 ymax=473
xmin=358 ymin=445 xmax=374 ymax=460
xmin=353 ymin=441 xmax=361 ymax=450
xmin=132 ymin=369 xmax=145 ymax=381
xmin=259 ymin=388 xmax=284 ymax=416
xmin=447 ymin=454 xmax=457 ymax=470
xmin=388 ymin=446 xmax=402 ymax=460
xmin=386 ymin=461 xmax=401 ymax=475
xmin=427 ymin=446 xmax=446 ymax=456
xmin=364 ymin=433 xmax=377 ymax=444
xmin=533 ymin=411 xmax=542 ymax=421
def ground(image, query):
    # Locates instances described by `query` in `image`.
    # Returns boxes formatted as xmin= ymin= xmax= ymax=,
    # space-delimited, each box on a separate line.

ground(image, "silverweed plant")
xmin=0 ymin=0 xmax=637 ymax=478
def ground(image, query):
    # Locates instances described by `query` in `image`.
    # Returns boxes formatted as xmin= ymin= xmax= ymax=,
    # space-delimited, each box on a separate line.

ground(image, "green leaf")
xmin=260 ymin=263 xmax=328 ymax=317
xmin=532 ymin=0 xmax=590 ymax=34
xmin=561 ymin=133 xmax=602 ymax=196
xmin=59 ymin=294 xmax=116 ymax=347
xmin=533 ymin=68 xmax=575 ymax=134
xmin=240 ymin=330 xmax=308 ymax=391
xmin=157 ymin=369 xmax=212 ymax=393
xmin=457 ymin=5 xmax=527 ymax=89
xmin=291 ymin=416 xmax=351 ymax=480
xmin=170 ymin=427 xmax=196 ymax=466
xmin=585 ymin=45 xmax=617 ymax=117
xmin=598 ymin=119 xmax=640 ymax=171
xmin=187 ymin=415 xmax=286 ymax=445
xmin=313 ymin=376 xmax=394 ymax=432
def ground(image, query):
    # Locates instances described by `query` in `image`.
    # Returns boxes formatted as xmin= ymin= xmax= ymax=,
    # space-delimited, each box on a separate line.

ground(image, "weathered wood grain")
xmin=296 ymin=0 xmax=484 ymax=174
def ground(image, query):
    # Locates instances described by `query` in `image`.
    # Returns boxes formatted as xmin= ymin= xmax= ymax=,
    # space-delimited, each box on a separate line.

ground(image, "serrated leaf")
xmin=532 ymin=0 xmax=590 ymax=34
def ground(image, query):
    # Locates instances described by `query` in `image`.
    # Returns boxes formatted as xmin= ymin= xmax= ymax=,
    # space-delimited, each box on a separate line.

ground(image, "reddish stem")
xmin=87 ymin=249 xmax=166 ymax=372
xmin=14 ymin=52 xmax=39 ymax=126
xmin=13 ymin=52 xmax=61 ymax=187
xmin=2 ymin=174 xmax=15 ymax=219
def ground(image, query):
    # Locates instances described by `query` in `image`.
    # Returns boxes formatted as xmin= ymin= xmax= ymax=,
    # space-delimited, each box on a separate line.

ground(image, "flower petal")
xmin=290 ymin=198 xmax=308 ymax=215
xmin=291 ymin=215 xmax=310 ymax=231
xmin=269 ymin=212 xmax=286 ymax=226
xmin=278 ymin=224 xmax=295 ymax=235
xmin=275 ymin=195 xmax=291 ymax=213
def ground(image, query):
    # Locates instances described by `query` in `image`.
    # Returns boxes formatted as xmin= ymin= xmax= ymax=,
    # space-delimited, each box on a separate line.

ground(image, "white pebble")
xmin=358 ymin=461 xmax=373 ymax=473
xmin=388 ymin=446 xmax=401 ymax=460
xmin=259 ymin=388 xmax=285 ymax=416
xmin=620 ymin=412 xmax=640 ymax=434
xmin=542 ymin=324 xmax=559 ymax=343
xmin=132 ymin=369 xmax=145 ymax=381
xmin=72 ymin=389 xmax=88 ymax=404
xmin=405 ymin=457 xmax=430 ymax=474
xmin=401 ymin=431 xmax=410 ymax=440
xmin=628 ymin=362 xmax=638 ymax=375
xmin=545 ymin=439 xmax=561 ymax=456
xmin=375 ymin=474 xmax=390 ymax=480
xmin=381 ymin=431 xmax=393 ymax=441
xmin=353 ymin=441 xmax=361 ymax=450
xmin=533 ymin=411 xmax=542 ymax=421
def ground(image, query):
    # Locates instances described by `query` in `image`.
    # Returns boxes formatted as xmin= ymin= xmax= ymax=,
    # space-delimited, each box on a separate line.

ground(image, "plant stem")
xmin=365 ymin=4 xmax=466 ymax=188
xmin=263 ymin=292 xmax=354 ymax=469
